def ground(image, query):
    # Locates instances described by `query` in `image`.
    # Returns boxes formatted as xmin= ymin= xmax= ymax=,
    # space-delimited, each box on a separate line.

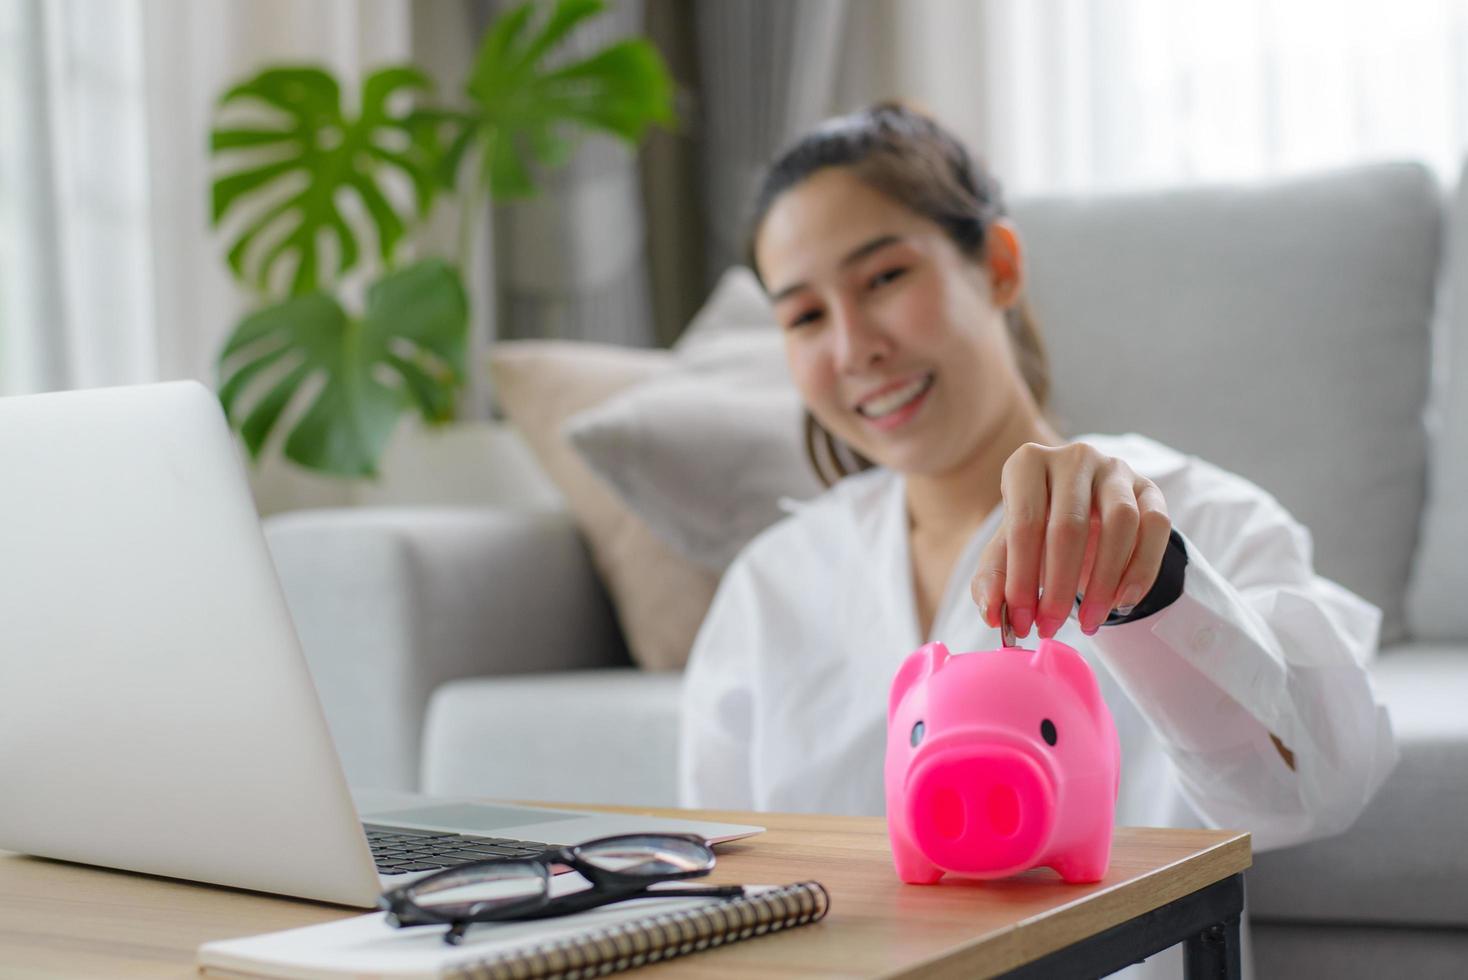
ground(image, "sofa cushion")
xmin=1406 ymin=159 xmax=1468 ymax=641
xmin=1246 ymin=646 xmax=1468 ymax=927
xmin=420 ymin=669 xmax=683 ymax=808
xmin=567 ymin=344 xmax=820 ymax=573
xmin=1012 ymin=162 xmax=1440 ymax=644
xmin=1252 ymin=921 xmax=1468 ymax=980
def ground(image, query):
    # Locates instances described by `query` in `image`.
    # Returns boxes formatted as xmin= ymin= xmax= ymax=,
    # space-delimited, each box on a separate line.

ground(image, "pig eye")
xmin=910 ymin=721 xmax=925 ymax=747
xmin=1040 ymin=719 xmax=1058 ymax=746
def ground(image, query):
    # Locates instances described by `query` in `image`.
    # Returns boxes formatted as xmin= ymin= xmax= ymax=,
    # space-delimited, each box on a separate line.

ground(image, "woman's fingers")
xmin=975 ymin=444 xmax=1172 ymax=640
xmin=1001 ymin=446 xmax=1049 ymax=638
xmin=1037 ymin=446 xmax=1097 ymax=638
xmin=1077 ymin=463 xmax=1142 ymax=634
xmin=1111 ymin=479 xmax=1171 ymax=611
xmin=971 ymin=532 xmax=1007 ymax=628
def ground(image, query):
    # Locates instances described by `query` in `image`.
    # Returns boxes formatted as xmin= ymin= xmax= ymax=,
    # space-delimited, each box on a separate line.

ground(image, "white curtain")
xmin=838 ymin=0 xmax=1468 ymax=196
xmin=1 ymin=0 xmax=155 ymax=393
xmin=0 ymin=0 xmax=420 ymax=398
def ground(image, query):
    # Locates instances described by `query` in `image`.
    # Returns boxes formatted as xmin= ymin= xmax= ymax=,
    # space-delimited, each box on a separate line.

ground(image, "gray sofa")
xmin=265 ymin=161 xmax=1468 ymax=978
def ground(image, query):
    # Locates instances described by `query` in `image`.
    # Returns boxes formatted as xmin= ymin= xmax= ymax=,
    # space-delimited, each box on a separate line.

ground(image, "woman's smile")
xmin=856 ymin=371 xmax=936 ymax=430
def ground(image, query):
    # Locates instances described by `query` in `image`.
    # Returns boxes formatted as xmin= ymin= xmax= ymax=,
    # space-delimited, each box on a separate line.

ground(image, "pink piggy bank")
xmin=885 ymin=638 xmax=1120 ymax=884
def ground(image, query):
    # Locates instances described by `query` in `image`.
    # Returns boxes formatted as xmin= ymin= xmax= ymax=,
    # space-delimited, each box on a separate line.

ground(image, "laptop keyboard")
xmin=364 ymin=823 xmax=559 ymax=875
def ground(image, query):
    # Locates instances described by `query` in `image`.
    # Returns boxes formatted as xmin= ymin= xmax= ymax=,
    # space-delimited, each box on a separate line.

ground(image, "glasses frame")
xmin=378 ymin=832 xmax=746 ymax=945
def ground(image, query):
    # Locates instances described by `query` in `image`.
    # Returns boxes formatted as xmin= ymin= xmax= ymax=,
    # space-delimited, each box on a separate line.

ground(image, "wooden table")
xmin=0 ymin=802 xmax=1250 ymax=979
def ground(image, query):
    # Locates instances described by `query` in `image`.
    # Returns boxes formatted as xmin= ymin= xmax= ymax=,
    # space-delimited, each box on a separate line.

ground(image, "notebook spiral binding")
xmin=447 ymin=881 xmax=830 ymax=980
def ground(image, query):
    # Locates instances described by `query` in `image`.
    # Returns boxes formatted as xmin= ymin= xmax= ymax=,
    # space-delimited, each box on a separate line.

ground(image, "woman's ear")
xmin=984 ymin=220 xmax=1024 ymax=309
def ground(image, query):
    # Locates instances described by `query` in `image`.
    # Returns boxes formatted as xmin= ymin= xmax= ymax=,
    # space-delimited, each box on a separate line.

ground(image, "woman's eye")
xmin=787 ymin=309 xmax=822 ymax=329
xmin=869 ymin=267 xmax=907 ymax=289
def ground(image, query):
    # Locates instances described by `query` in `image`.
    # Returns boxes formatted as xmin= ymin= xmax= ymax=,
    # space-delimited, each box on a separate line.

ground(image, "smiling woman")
xmin=677 ymin=102 xmax=1397 ymax=979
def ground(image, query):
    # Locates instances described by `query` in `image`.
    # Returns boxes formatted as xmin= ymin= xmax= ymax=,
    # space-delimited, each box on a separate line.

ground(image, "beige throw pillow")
xmin=488 ymin=341 xmax=719 ymax=672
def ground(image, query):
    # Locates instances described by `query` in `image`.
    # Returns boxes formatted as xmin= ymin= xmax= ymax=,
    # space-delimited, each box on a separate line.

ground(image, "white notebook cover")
xmin=198 ymin=881 xmax=782 ymax=979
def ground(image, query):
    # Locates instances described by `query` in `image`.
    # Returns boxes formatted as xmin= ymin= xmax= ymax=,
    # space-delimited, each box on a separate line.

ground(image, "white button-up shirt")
xmin=678 ymin=433 xmax=1397 ymax=977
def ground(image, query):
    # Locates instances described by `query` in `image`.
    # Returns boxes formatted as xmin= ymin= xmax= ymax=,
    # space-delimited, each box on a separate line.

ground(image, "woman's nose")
xmin=831 ymin=299 xmax=892 ymax=372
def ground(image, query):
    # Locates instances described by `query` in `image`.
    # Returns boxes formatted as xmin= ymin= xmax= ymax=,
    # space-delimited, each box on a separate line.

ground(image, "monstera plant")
xmin=210 ymin=0 xmax=673 ymax=477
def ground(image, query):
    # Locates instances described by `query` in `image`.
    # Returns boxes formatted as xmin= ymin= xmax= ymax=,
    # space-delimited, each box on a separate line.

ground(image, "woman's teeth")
xmin=858 ymin=375 xmax=934 ymax=419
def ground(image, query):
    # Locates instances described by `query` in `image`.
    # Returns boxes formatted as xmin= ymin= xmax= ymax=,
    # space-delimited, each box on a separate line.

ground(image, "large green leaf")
xmin=461 ymin=0 xmax=675 ymax=197
xmin=218 ymin=259 xmax=469 ymax=477
xmin=212 ymin=66 xmax=439 ymax=296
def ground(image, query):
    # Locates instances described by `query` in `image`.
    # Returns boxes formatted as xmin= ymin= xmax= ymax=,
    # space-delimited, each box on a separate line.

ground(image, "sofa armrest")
xmin=263 ymin=507 xmax=630 ymax=792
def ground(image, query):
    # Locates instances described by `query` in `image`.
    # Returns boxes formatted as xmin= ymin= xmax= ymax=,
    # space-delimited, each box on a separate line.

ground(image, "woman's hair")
xmin=744 ymin=102 xmax=1052 ymax=487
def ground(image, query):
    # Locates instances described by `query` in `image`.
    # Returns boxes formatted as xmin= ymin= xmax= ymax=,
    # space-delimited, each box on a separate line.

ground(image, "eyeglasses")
xmin=378 ymin=832 xmax=747 ymax=945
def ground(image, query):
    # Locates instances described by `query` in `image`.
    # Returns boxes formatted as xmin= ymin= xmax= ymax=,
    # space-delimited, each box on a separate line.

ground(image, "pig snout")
xmin=905 ymin=741 xmax=1056 ymax=875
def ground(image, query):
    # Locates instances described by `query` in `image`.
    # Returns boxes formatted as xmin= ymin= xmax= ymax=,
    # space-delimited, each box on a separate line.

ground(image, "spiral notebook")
xmin=198 ymin=880 xmax=829 ymax=980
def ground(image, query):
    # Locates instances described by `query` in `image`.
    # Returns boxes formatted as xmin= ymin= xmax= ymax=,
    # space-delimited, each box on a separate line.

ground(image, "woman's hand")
xmin=971 ymin=442 xmax=1172 ymax=638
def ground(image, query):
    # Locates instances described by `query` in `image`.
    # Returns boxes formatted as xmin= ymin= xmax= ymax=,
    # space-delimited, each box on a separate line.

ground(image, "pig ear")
xmin=888 ymin=642 xmax=951 ymax=723
xmin=1029 ymin=639 xmax=1105 ymax=718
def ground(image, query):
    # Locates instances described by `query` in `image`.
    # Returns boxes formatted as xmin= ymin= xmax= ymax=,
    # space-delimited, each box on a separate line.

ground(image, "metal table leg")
xmin=1183 ymin=912 xmax=1242 ymax=979
xmin=1000 ymin=873 xmax=1246 ymax=979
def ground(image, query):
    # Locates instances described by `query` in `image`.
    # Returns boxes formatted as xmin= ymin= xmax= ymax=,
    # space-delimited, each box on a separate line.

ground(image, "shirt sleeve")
xmin=1088 ymin=450 xmax=1399 ymax=852
xmin=676 ymin=558 xmax=759 ymax=811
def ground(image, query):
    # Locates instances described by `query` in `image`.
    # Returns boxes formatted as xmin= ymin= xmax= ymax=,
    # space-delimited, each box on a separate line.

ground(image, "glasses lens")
xmin=575 ymin=835 xmax=714 ymax=876
xmin=407 ymin=861 xmax=548 ymax=918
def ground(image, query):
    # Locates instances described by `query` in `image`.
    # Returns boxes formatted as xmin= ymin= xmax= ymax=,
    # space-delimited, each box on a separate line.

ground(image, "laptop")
xmin=0 ymin=381 xmax=762 ymax=907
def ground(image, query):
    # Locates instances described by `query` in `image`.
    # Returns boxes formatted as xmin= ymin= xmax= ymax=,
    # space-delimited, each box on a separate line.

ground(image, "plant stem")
xmin=456 ymin=154 xmax=483 ymax=271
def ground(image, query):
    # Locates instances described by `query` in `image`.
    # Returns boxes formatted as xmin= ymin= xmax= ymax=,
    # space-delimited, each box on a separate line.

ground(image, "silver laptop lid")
xmin=0 ymin=382 xmax=381 ymax=906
